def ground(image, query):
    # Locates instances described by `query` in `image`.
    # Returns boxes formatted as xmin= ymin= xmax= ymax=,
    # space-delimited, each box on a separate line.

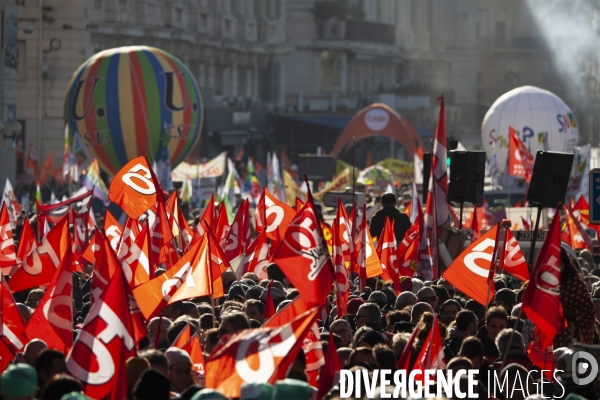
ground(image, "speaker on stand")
xmin=447 ymin=151 xmax=486 ymax=229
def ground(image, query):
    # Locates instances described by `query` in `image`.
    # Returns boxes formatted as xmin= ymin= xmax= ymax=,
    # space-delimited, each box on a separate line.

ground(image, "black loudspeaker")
xmin=448 ymin=151 xmax=486 ymax=206
xmin=423 ymin=153 xmax=431 ymax=205
xmin=298 ymin=154 xmax=334 ymax=181
xmin=527 ymin=151 xmax=574 ymax=209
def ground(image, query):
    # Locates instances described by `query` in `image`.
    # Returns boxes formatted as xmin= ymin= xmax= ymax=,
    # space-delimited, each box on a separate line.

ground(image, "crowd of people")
xmin=1 ymin=190 xmax=598 ymax=400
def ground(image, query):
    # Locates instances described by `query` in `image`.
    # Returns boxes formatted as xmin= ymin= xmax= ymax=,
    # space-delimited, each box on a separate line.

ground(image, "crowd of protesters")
xmin=1 ymin=191 xmax=599 ymax=400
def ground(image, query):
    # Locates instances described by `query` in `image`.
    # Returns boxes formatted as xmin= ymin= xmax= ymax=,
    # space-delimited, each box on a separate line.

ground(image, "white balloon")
xmin=481 ymin=85 xmax=578 ymax=174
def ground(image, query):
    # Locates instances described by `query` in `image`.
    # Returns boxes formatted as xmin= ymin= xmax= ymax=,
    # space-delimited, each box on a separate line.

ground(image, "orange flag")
xmin=332 ymin=216 xmax=350 ymax=317
xmin=104 ymin=210 xmax=123 ymax=252
xmin=376 ymin=218 xmax=401 ymax=294
xmin=255 ymin=188 xmax=295 ymax=241
xmin=132 ymin=235 xmax=212 ymax=320
xmin=565 ymin=204 xmax=593 ymax=252
xmin=25 ymin=250 xmax=73 ymax=353
xmin=223 ymin=199 xmax=250 ymax=262
xmin=82 ymin=230 xmax=99 ymax=265
xmin=16 ymin=217 xmax=36 ymax=264
xmin=171 ymin=323 xmax=192 ymax=349
xmin=121 ymin=222 xmax=154 ymax=288
xmin=109 ymin=156 xmax=165 ymax=219
xmin=242 ymin=230 xmax=269 ymax=280
xmin=91 ymin=232 xmax=122 ymax=302
xmin=442 ymin=225 xmax=499 ymax=306
xmin=39 ymin=149 xmax=55 ymax=186
xmin=0 ymin=203 xmax=17 ymax=275
xmin=205 ymin=308 xmax=319 ymax=398
xmin=354 ymin=204 xmax=382 ymax=286
xmin=9 ymin=218 xmax=70 ymax=292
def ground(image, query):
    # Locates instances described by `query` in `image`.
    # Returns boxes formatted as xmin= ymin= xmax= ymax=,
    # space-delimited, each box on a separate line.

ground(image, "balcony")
xmin=318 ymin=19 xmax=396 ymax=45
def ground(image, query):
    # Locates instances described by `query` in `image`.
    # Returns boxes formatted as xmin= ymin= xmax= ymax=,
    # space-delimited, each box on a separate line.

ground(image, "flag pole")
xmin=484 ymin=222 xmax=502 ymax=314
xmin=429 ymin=145 xmax=439 ymax=279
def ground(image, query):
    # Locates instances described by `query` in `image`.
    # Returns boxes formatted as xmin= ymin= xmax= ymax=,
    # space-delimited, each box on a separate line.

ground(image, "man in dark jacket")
xmin=369 ymin=192 xmax=411 ymax=240
xmin=446 ymin=310 xmax=478 ymax=356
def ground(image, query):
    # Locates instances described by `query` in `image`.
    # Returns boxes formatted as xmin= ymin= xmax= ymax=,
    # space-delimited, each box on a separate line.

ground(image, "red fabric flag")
xmin=295 ymin=197 xmax=304 ymax=211
xmin=242 ymin=230 xmax=269 ymax=280
xmin=442 ymin=225 xmax=499 ymax=306
xmin=166 ymin=192 xmax=193 ymax=246
xmin=521 ymin=209 xmax=567 ymax=349
xmin=39 ymin=149 xmax=55 ymax=186
xmin=413 ymin=315 xmax=446 ymax=371
xmin=396 ymin=325 xmax=419 ymax=371
xmin=82 ymin=230 xmax=99 ymax=266
xmin=182 ymin=333 xmax=207 ymax=379
xmin=353 ymin=204 xmax=383 ymax=286
xmin=264 ymin=280 xmax=276 ymax=320
xmin=521 ymin=216 xmax=531 ymax=231
xmin=376 ymin=218 xmax=401 ymax=293
xmin=332 ymin=215 xmax=350 ymax=318
xmin=91 ymin=232 xmax=121 ymax=302
xmin=194 ymin=195 xmax=215 ymax=239
xmin=66 ymin=268 xmax=140 ymax=400
xmin=9 ymin=217 xmax=70 ymax=292
xmin=0 ymin=203 xmax=17 ymax=275
xmin=565 ymin=204 xmax=593 ymax=252
xmin=150 ymin=202 xmax=174 ymax=265
xmin=214 ymin=202 xmax=230 ymax=244
xmin=336 ymin=198 xmax=353 ymax=263
xmin=255 ymin=188 xmax=295 ymax=242
xmin=573 ymin=195 xmax=590 ymax=225
xmin=121 ymin=222 xmax=154 ymax=288
xmin=206 ymin=308 xmax=319 ymax=398
xmin=171 ymin=323 xmax=192 ymax=349
xmin=264 ymin=295 xmax=315 ymax=327
xmin=132 ymin=235 xmax=212 ymax=320
xmin=104 ymin=210 xmax=123 ymax=252
xmin=0 ymin=276 xmax=27 ymax=371
xmin=108 ymin=156 xmax=164 ymax=219
xmin=498 ymin=228 xmax=530 ymax=282
xmin=478 ymin=198 xmax=493 ymax=230
xmin=203 ymin=224 xmax=231 ymax=299
xmin=116 ymin=217 xmax=140 ymax=260
xmin=25 ymin=250 xmax=73 ymax=353
xmin=37 ymin=189 xmax=93 ymax=233
xmin=470 ymin=206 xmax=481 ymax=241
xmin=26 ymin=142 xmax=39 ymax=177
xmin=317 ymin=328 xmax=341 ymax=400
xmin=425 ymin=96 xmax=448 ymax=229
xmin=16 ymin=217 xmax=36 ymax=265
xmin=223 ymin=199 xmax=251 ymax=262
xmin=508 ymin=126 xmax=534 ymax=181
xmin=272 ymin=195 xmax=335 ymax=306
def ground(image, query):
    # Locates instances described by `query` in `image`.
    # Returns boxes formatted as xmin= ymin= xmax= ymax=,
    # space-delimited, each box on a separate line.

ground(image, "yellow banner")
xmin=283 ymin=170 xmax=305 ymax=207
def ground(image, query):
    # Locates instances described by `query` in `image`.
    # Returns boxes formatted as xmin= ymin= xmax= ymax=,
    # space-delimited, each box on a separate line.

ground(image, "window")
xmin=145 ymin=1 xmax=162 ymax=25
xmin=172 ymin=5 xmax=187 ymax=27
xmin=198 ymin=63 xmax=206 ymax=87
xmin=320 ymin=51 xmax=341 ymax=92
xmin=94 ymin=0 xmax=104 ymax=10
xmin=117 ymin=0 xmax=129 ymax=13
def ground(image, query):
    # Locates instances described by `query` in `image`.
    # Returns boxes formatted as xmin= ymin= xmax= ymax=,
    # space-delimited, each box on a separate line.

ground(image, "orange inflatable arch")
xmin=331 ymin=103 xmax=423 ymax=159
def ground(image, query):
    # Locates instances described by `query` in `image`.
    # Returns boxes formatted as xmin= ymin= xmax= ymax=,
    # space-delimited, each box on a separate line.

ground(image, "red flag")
xmin=172 ymin=323 xmax=192 ymax=349
xmin=521 ymin=216 xmax=531 ymax=231
xmin=264 ymin=280 xmax=276 ymax=320
xmin=0 ymin=276 xmax=27 ymax=371
xmin=396 ymin=325 xmax=419 ymax=371
xmin=205 ymin=308 xmax=319 ymax=398
xmin=36 ymin=189 xmax=93 ymax=236
xmin=66 ymin=267 xmax=141 ymax=400
xmin=223 ymin=199 xmax=251 ymax=262
xmin=15 ymin=218 xmax=36 ymax=270
xmin=242 ymin=230 xmax=270 ymax=280
xmin=508 ymin=126 xmax=534 ymax=181
xmin=25 ymin=250 xmax=73 ymax=353
xmin=116 ymin=217 xmax=140 ymax=260
xmin=0 ymin=203 xmax=17 ymax=275
xmin=194 ymin=195 xmax=215 ymax=239
xmin=376 ymin=218 xmax=401 ymax=293
xmin=91 ymin=232 xmax=121 ymax=302
xmin=470 ymin=206 xmax=481 ymax=241
xmin=332 ymin=216 xmax=350 ymax=318
xmin=498 ymin=228 xmax=530 ymax=282
xmin=39 ymin=150 xmax=55 ymax=186
xmin=213 ymin=203 xmax=230 ymax=244
xmin=182 ymin=333 xmax=207 ymax=379
xmin=573 ymin=195 xmax=590 ymax=225
xmin=521 ymin=209 xmax=567 ymax=349
xmin=132 ymin=235 xmax=212 ymax=320
xmin=335 ymin=198 xmax=353 ymax=263
xmin=26 ymin=142 xmax=39 ymax=177
xmin=317 ymin=329 xmax=341 ymax=400
xmin=109 ymin=156 xmax=164 ymax=219
xmin=295 ymin=197 xmax=304 ymax=211
xmin=425 ymin=96 xmax=448 ymax=229
xmin=272 ymin=198 xmax=335 ymax=305
xmin=353 ymin=204 xmax=383 ymax=287
xmin=442 ymin=225 xmax=499 ymax=306
xmin=255 ymin=188 xmax=295 ymax=241
xmin=104 ymin=210 xmax=123 ymax=252
xmin=414 ymin=315 xmax=446 ymax=371
xmin=204 ymin=224 xmax=231 ymax=299
xmin=167 ymin=192 xmax=193 ymax=246
xmin=9 ymin=218 xmax=70 ymax=292
xmin=565 ymin=204 xmax=593 ymax=252
xmin=82 ymin=230 xmax=99 ymax=266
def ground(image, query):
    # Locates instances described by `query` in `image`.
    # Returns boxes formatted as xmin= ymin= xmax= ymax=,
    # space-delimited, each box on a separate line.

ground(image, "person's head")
xmin=266 ymin=263 xmax=286 ymax=285
xmin=431 ymin=285 xmax=449 ymax=310
xmin=372 ymin=344 xmax=396 ymax=370
xmin=221 ymin=270 xmax=237 ymax=294
xmin=445 ymin=357 xmax=473 ymax=376
xmin=133 ymin=368 xmax=171 ymax=400
xmin=26 ymin=289 xmax=44 ymax=305
xmin=147 ymin=316 xmax=173 ymax=349
xmin=286 ymin=349 xmax=307 ymax=382
xmin=416 ymin=287 xmax=438 ymax=310
xmin=367 ymin=291 xmax=388 ymax=310
xmin=458 ymin=337 xmax=485 ymax=369
xmin=439 ymin=299 xmax=461 ymax=323
xmin=355 ymin=330 xmax=387 ymax=349
xmin=200 ymin=313 xmax=216 ymax=330
xmin=348 ymin=347 xmax=378 ymax=369
xmin=1 ymin=364 xmax=37 ymax=400
xmin=410 ymin=302 xmax=433 ymax=324
xmin=243 ymin=299 xmax=265 ymax=323
xmin=181 ymin=301 xmax=200 ymax=319
xmin=218 ymin=311 xmax=250 ymax=338
xmin=464 ymin=299 xmax=486 ymax=320
xmin=381 ymin=192 xmax=396 ymax=207
xmin=395 ymin=292 xmax=417 ymax=310
xmin=455 ymin=310 xmax=479 ymax=337
xmin=165 ymin=347 xmax=194 ymax=393
xmin=391 ymin=332 xmax=410 ymax=360
xmin=411 ymin=278 xmax=424 ymax=294
xmin=485 ymin=306 xmax=508 ymax=341
xmin=494 ymin=288 xmax=517 ymax=314
xmin=495 ymin=328 xmax=526 ymax=359
xmin=330 ymin=319 xmax=353 ymax=347
xmin=438 ymin=278 xmax=455 ymax=298
xmin=167 ymin=320 xmax=198 ymax=346
xmin=162 ymin=301 xmax=184 ymax=320
xmin=385 ymin=309 xmax=410 ymax=332
xmin=38 ymin=374 xmax=81 ymax=400
xmin=35 ymin=348 xmax=67 ymax=388
xmin=139 ymin=349 xmax=169 ymax=375
xmin=355 ymin=303 xmax=381 ymax=329
xmin=23 ymin=339 xmax=47 ymax=366
xmin=204 ymin=328 xmax=219 ymax=355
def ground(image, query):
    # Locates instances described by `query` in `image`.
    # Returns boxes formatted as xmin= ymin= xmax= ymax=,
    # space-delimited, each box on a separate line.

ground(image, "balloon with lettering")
xmin=481 ymin=85 xmax=578 ymax=174
xmin=64 ymin=46 xmax=203 ymax=175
